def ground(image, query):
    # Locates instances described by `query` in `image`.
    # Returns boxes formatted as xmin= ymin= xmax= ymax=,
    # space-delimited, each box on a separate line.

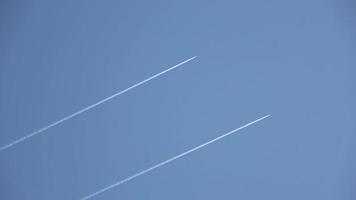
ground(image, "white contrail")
xmin=0 ymin=56 xmax=197 ymax=152
xmin=79 ymin=114 xmax=270 ymax=200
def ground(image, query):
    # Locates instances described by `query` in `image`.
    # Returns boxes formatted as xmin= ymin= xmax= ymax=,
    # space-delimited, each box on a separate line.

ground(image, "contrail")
xmin=79 ymin=114 xmax=270 ymax=200
xmin=0 ymin=56 xmax=197 ymax=152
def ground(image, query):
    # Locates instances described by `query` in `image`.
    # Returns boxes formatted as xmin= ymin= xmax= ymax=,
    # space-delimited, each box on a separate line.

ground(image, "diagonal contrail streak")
xmin=79 ymin=114 xmax=270 ymax=200
xmin=0 ymin=56 xmax=197 ymax=152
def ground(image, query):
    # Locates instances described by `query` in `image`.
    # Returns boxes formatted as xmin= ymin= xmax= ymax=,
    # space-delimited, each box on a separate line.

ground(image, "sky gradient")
xmin=0 ymin=0 xmax=356 ymax=199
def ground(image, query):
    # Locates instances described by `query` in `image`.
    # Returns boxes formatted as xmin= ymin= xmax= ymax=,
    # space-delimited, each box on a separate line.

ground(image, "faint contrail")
xmin=0 ymin=56 xmax=197 ymax=152
xmin=79 ymin=114 xmax=270 ymax=200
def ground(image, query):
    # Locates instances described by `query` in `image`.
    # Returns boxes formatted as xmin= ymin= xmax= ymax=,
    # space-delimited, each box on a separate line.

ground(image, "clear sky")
xmin=0 ymin=0 xmax=355 ymax=199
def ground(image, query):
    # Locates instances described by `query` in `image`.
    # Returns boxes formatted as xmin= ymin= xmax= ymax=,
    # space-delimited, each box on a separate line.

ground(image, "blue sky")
xmin=0 ymin=0 xmax=355 ymax=199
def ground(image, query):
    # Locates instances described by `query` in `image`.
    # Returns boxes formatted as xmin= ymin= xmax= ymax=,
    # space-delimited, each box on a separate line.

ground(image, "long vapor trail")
xmin=79 ymin=114 xmax=270 ymax=200
xmin=0 ymin=56 xmax=197 ymax=152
